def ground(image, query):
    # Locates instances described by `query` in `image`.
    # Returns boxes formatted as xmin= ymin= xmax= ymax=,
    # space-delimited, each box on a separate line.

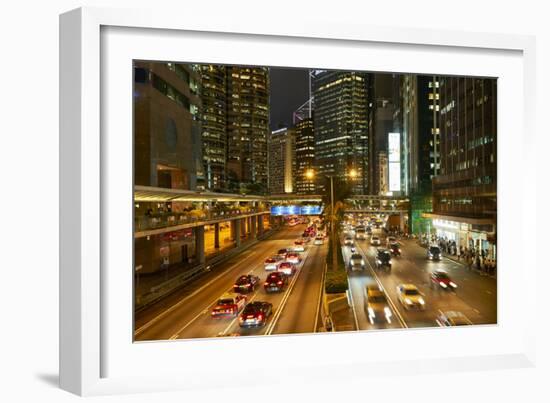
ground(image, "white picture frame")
xmin=60 ymin=6 xmax=537 ymax=396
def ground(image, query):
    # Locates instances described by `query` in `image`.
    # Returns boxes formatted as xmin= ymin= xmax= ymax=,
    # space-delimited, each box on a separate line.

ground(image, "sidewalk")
xmin=412 ymin=239 xmax=497 ymax=279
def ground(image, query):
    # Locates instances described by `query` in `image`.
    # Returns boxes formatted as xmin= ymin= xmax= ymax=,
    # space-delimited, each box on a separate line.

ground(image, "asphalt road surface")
xmin=345 ymin=228 xmax=497 ymax=330
xmin=134 ymin=224 xmax=327 ymax=341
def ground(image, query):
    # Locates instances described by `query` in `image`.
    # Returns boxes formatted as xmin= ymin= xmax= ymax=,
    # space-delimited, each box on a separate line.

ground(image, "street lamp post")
xmin=305 ymin=168 xmax=358 ymax=272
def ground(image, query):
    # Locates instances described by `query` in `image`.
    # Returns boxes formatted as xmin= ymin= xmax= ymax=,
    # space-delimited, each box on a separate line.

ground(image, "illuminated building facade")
xmin=226 ymin=67 xmax=269 ymax=194
xmin=424 ymin=76 xmax=497 ymax=256
xmin=312 ymin=70 xmax=369 ymax=194
xmin=200 ymin=65 xmax=227 ymax=190
xmin=268 ymin=127 xmax=296 ymax=194
xmin=133 ymin=61 xmax=203 ymax=190
xmin=294 ymin=118 xmax=316 ymax=194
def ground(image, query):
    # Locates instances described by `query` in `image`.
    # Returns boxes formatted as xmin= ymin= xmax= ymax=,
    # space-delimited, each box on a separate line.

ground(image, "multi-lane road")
xmin=135 ymin=221 xmax=497 ymax=342
xmin=134 ymin=224 xmax=327 ymax=341
xmin=345 ymin=228 xmax=497 ymax=330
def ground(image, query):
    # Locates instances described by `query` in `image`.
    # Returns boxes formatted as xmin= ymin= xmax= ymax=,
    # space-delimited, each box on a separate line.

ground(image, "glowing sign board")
xmin=270 ymin=205 xmax=323 ymax=215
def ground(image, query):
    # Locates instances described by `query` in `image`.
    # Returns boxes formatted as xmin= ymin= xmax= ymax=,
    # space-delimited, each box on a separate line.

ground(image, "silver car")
xmin=348 ymin=253 xmax=365 ymax=271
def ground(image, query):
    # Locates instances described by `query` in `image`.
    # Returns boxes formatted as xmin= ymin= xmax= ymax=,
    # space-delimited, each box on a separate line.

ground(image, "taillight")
xmin=258 ymin=314 xmax=263 ymax=320
xmin=277 ymin=281 xmax=283 ymax=285
xmin=264 ymin=282 xmax=269 ymax=286
xmin=233 ymin=284 xmax=238 ymax=288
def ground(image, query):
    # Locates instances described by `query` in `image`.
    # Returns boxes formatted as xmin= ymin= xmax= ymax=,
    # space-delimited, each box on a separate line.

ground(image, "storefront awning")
xmin=422 ymin=212 xmax=495 ymax=225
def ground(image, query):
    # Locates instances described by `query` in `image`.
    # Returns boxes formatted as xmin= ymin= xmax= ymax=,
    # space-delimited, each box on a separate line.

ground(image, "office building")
xmin=294 ymin=118 xmax=316 ymax=194
xmin=200 ymin=65 xmax=227 ymax=190
xmin=268 ymin=127 xmax=296 ymax=194
xmin=226 ymin=66 xmax=270 ymax=194
xmin=133 ymin=61 xmax=203 ymax=190
xmin=313 ymin=70 xmax=369 ymax=194
xmin=424 ymin=76 xmax=497 ymax=257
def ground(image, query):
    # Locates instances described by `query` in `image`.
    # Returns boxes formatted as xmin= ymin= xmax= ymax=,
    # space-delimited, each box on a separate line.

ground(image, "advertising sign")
xmin=270 ymin=205 xmax=323 ymax=215
xmin=389 ymin=162 xmax=401 ymax=191
xmin=388 ymin=132 xmax=401 ymax=191
xmin=388 ymin=132 xmax=400 ymax=162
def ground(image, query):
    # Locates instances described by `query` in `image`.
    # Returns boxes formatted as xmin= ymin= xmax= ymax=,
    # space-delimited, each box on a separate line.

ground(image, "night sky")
xmin=269 ymin=67 xmax=310 ymax=131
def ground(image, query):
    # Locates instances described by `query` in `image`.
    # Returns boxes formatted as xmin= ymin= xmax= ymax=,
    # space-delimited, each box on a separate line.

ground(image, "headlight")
xmin=367 ymin=307 xmax=375 ymax=317
xmin=361 ymin=260 xmax=365 ymax=265
xmin=439 ymin=282 xmax=447 ymax=288
xmin=384 ymin=307 xmax=392 ymax=317
xmin=405 ymin=298 xmax=412 ymax=305
xmin=449 ymin=282 xmax=457 ymax=288
xmin=418 ymin=298 xmax=425 ymax=305
xmin=428 ymin=252 xmax=432 ymax=257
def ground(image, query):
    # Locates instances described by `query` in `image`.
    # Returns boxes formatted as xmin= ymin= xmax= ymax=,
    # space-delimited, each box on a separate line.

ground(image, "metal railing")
xmin=134 ymin=208 xmax=269 ymax=232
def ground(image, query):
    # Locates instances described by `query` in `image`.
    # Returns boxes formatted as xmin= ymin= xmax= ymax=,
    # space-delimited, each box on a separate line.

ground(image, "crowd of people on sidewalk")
xmin=418 ymin=233 xmax=497 ymax=277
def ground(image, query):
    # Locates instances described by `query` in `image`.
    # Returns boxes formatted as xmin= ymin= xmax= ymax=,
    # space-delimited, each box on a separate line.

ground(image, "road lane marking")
xmin=264 ymin=248 xmax=311 ymax=335
xmin=356 ymin=242 xmax=408 ymax=328
xmin=348 ymin=276 xmax=360 ymax=330
xmin=171 ymin=229 xmax=308 ymax=339
xmin=135 ymin=250 xmax=259 ymax=337
xmin=220 ymin=290 xmax=260 ymax=336
xmin=313 ymin=254 xmax=327 ymax=333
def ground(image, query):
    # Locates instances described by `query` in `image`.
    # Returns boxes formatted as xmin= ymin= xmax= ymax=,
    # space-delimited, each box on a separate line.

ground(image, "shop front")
xmin=424 ymin=213 xmax=496 ymax=259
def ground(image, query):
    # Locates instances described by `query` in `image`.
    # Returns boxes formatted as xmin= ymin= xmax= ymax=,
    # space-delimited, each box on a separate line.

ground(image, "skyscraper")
xmin=268 ymin=127 xmax=296 ymax=194
xmin=368 ymin=74 xmax=395 ymax=195
xmin=402 ymin=75 xmax=440 ymax=233
xmin=133 ymin=61 xmax=203 ymax=190
xmin=294 ymin=117 xmax=316 ymax=194
xmin=312 ymin=70 xmax=369 ymax=194
xmin=226 ymin=67 xmax=269 ymax=194
xmin=200 ymin=65 xmax=227 ymax=191
xmin=425 ymin=76 xmax=497 ymax=258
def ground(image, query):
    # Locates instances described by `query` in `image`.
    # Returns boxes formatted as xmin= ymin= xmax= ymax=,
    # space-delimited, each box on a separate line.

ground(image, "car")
xmin=374 ymin=248 xmax=392 ymax=270
xmin=427 ymin=245 xmax=442 ymax=260
xmin=277 ymin=261 xmax=296 ymax=276
xmin=211 ymin=293 xmax=247 ymax=318
xmin=314 ymin=237 xmax=324 ymax=245
xmin=238 ymin=301 xmax=273 ymax=327
xmin=355 ymin=226 xmax=367 ymax=240
xmin=286 ymin=252 xmax=300 ymax=264
xmin=277 ymin=248 xmax=289 ymax=259
xmin=344 ymin=236 xmax=354 ymax=246
xmin=389 ymin=242 xmax=401 ymax=256
xmin=233 ymin=274 xmax=260 ymax=293
xmin=264 ymin=272 xmax=288 ymax=292
xmin=293 ymin=239 xmax=305 ymax=252
xmin=371 ymin=235 xmax=381 ymax=246
xmin=429 ymin=270 xmax=457 ymax=290
xmin=349 ymin=253 xmax=365 ymax=271
xmin=264 ymin=255 xmax=282 ymax=271
xmin=364 ymin=285 xmax=392 ymax=324
xmin=396 ymin=284 xmax=426 ymax=310
xmin=436 ymin=310 xmax=473 ymax=327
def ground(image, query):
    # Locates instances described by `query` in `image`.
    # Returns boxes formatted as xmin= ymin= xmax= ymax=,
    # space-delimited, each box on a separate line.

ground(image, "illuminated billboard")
xmin=388 ymin=132 xmax=400 ymax=162
xmin=388 ymin=132 xmax=401 ymax=191
xmin=270 ymin=205 xmax=323 ymax=215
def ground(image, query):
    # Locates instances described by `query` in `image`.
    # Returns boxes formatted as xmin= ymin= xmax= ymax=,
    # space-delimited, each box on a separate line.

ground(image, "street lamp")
xmin=306 ymin=168 xmax=360 ymax=271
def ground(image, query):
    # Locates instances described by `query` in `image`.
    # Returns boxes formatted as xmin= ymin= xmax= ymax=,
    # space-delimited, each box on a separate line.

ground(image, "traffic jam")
xmin=210 ymin=219 xmax=327 ymax=335
xmin=341 ymin=214 xmax=493 ymax=329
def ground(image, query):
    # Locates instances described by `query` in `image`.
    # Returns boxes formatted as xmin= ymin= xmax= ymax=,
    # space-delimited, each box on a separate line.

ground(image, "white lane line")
xmin=357 ymin=242 xmax=408 ymax=328
xmin=220 ymin=290 xmax=259 ymax=336
xmin=313 ymin=251 xmax=327 ymax=333
xmin=169 ymin=230 xmax=302 ymax=339
xmin=135 ymin=250 xmax=258 ymax=336
xmin=264 ymin=248 xmax=311 ymax=335
xmin=348 ymin=276 xmax=360 ymax=331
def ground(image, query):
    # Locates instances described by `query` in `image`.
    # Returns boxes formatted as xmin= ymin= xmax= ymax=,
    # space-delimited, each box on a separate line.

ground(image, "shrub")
xmin=325 ymin=270 xmax=349 ymax=294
